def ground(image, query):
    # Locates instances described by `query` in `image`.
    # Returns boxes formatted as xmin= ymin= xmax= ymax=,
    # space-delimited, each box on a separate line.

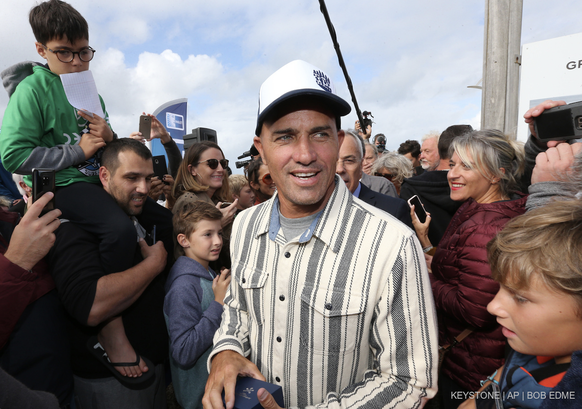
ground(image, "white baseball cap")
xmin=255 ymin=60 xmax=351 ymax=136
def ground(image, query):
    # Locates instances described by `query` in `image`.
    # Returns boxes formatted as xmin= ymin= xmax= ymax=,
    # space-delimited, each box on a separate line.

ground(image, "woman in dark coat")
xmin=411 ymin=130 xmax=527 ymax=408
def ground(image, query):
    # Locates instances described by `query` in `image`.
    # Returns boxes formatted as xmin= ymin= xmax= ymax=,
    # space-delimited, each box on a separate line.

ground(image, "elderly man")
xmin=337 ymin=130 xmax=412 ymax=228
xmin=418 ymin=132 xmax=440 ymax=172
xmin=203 ymin=60 xmax=437 ymax=409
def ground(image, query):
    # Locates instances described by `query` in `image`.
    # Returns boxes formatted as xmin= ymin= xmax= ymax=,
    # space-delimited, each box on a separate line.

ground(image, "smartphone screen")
xmin=407 ymin=195 xmax=427 ymax=223
xmin=139 ymin=115 xmax=151 ymax=140
xmin=32 ymin=168 xmax=55 ymax=214
xmin=152 ymin=155 xmax=168 ymax=180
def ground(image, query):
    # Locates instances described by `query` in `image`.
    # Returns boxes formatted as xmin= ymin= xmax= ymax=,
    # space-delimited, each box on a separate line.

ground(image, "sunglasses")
xmin=261 ymin=173 xmax=274 ymax=185
xmin=197 ymin=159 xmax=229 ymax=170
xmin=374 ymin=172 xmax=394 ymax=181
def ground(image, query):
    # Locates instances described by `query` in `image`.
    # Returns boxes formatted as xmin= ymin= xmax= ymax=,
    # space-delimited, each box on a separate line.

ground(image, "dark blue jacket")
xmin=358 ymin=183 xmax=413 ymax=228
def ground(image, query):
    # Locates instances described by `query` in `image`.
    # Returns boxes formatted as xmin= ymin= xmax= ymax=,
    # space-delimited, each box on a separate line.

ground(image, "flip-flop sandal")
xmin=87 ymin=336 xmax=156 ymax=390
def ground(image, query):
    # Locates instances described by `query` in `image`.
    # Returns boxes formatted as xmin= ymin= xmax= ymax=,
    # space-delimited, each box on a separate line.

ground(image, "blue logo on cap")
xmin=313 ymin=70 xmax=332 ymax=93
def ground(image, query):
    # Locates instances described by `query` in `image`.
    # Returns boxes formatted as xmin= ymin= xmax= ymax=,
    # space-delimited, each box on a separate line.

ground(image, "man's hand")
xmin=78 ymin=110 xmax=114 ymax=143
xmin=258 ymin=388 xmax=284 ymax=409
xmin=4 ymin=192 xmax=61 ymax=271
xmin=130 ymin=113 xmax=172 ymax=144
xmin=162 ymin=175 xmax=176 ymax=209
xmin=138 ymin=239 xmax=167 ymax=275
xmin=524 ymin=100 xmax=566 ymax=147
xmin=532 ymin=142 xmax=582 ymax=183
xmin=149 ymin=114 xmax=172 ymax=144
xmin=148 ymin=177 xmax=165 ymax=201
xmin=355 ymin=120 xmax=372 ymax=140
xmin=203 ymin=350 xmax=265 ymax=409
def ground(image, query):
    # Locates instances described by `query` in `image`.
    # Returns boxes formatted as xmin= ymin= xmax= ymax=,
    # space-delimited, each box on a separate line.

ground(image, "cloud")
xmin=2 ymin=0 xmax=582 ymax=174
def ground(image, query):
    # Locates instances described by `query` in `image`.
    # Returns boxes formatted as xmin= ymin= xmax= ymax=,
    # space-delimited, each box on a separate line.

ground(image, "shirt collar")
xmin=268 ymin=198 xmax=322 ymax=243
xmin=353 ymin=182 xmax=362 ymax=198
xmin=262 ymin=175 xmax=353 ymax=253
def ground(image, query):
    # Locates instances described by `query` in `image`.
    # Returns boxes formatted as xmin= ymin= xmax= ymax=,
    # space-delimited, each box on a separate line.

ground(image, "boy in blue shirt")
xmin=164 ymin=200 xmax=231 ymax=409
xmin=460 ymin=199 xmax=582 ymax=409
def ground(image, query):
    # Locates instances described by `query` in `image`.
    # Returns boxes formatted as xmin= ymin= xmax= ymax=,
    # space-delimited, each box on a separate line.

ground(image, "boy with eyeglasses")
xmin=0 ymin=0 xmax=161 ymax=390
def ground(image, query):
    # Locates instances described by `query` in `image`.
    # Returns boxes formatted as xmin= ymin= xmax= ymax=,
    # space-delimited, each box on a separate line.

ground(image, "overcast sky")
xmin=1 ymin=0 xmax=580 ymax=173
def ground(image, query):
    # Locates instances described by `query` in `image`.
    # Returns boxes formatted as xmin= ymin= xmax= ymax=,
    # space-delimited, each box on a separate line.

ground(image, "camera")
xmin=361 ymin=111 xmax=374 ymax=131
xmin=236 ymin=159 xmax=252 ymax=169
xmin=534 ymin=100 xmax=582 ymax=142
xmin=236 ymin=144 xmax=259 ymax=169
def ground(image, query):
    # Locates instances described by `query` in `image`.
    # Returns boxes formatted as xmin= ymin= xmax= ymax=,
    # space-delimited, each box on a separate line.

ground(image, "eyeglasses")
xmin=197 ymin=159 xmax=229 ymax=170
xmin=374 ymin=172 xmax=394 ymax=181
xmin=337 ymin=158 xmax=359 ymax=167
xmin=261 ymin=173 xmax=274 ymax=185
xmin=42 ymin=44 xmax=96 ymax=63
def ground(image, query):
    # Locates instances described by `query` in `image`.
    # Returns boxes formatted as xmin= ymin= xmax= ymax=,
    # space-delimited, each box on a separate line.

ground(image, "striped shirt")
xmin=210 ymin=177 xmax=438 ymax=408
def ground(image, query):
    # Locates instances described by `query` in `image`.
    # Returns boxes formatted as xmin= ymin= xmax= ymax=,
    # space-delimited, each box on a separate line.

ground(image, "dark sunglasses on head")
xmin=374 ymin=172 xmax=393 ymax=181
xmin=197 ymin=159 xmax=229 ymax=170
xmin=262 ymin=173 xmax=274 ymax=185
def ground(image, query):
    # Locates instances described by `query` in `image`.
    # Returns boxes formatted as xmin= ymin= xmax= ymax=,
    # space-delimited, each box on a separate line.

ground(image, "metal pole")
xmin=481 ymin=0 xmax=523 ymax=139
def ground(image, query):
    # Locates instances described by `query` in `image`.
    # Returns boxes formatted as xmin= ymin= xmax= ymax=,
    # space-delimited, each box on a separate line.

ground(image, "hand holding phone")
xmin=139 ymin=115 xmax=151 ymax=140
xmin=32 ymin=168 xmax=56 ymax=215
xmin=407 ymin=195 xmax=427 ymax=223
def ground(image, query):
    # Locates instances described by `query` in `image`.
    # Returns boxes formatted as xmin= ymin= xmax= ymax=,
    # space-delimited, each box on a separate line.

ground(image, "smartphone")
xmin=407 ymin=195 xmax=427 ymax=223
xmin=220 ymin=202 xmax=232 ymax=209
xmin=32 ymin=168 xmax=55 ymax=214
xmin=139 ymin=115 xmax=151 ymax=140
xmin=152 ymin=155 xmax=169 ymax=182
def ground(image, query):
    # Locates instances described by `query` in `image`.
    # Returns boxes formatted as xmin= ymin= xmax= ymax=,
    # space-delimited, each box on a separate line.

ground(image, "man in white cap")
xmin=203 ymin=60 xmax=438 ymax=409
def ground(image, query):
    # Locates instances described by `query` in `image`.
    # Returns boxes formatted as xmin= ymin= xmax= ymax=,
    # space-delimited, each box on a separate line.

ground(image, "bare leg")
xmin=97 ymin=316 xmax=148 ymax=377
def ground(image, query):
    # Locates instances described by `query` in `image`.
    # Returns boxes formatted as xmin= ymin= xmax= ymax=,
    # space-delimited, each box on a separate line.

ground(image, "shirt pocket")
xmin=299 ymin=286 xmax=366 ymax=355
xmin=235 ymin=264 xmax=268 ymax=328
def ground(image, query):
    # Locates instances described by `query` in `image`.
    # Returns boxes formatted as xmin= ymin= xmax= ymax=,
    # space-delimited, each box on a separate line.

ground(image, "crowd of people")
xmin=1 ymin=1 xmax=582 ymax=409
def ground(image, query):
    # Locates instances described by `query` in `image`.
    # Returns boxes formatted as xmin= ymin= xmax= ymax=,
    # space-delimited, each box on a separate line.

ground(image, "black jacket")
xmin=359 ymin=183 xmax=413 ymax=229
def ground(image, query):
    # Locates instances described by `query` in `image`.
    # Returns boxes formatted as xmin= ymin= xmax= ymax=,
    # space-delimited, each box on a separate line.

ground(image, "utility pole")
xmin=481 ymin=0 xmax=523 ymax=138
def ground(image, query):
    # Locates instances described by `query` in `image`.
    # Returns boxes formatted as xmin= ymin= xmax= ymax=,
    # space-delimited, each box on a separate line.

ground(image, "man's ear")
xmin=99 ymin=167 xmax=109 ymax=190
xmin=254 ymin=136 xmax=265 ymax=165
xmin=177 ymin=233 xmax=190 ymax=248
xmin=232 ymin=194 xmax=240 ymax=201
xmin=337 ymin=129 xmax=345 ymax=150
xmin=35 ymin=42 xmax=47 ymax=59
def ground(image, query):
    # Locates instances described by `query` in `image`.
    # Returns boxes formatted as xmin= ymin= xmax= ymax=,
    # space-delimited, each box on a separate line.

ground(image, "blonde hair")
xmin=229 ymin=174 xmax=249 ymax=197
xmin=488 ymin=199 xmax=582 ymax=316
xmin=451 ymin=129 xmax=525 ymax=198
xmin=172 ymin=141 xmax=230 ymax=203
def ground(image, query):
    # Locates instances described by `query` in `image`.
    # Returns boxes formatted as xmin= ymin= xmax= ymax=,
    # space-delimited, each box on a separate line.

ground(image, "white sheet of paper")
xmin=60 ymin=70 xmax=104 ymax=118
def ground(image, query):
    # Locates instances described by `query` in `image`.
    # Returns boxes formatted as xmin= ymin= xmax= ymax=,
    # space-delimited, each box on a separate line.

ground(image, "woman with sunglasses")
xmin=246 ymin=158 xmax=276 ymax=204
xmin=371 ymin=152 xmax=413 ymax=196
xmin=173 ymin=141 xmax=237 ymax=268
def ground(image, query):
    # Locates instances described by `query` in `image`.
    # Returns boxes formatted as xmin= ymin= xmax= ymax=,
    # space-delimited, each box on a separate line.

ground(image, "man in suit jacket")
xmin=337 ymin=131 xmax=412 ymax=228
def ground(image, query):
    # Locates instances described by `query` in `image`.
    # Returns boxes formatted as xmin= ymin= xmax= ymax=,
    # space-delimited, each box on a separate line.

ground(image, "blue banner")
xmin=151 ymin=98 xmax=188 ymax=159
